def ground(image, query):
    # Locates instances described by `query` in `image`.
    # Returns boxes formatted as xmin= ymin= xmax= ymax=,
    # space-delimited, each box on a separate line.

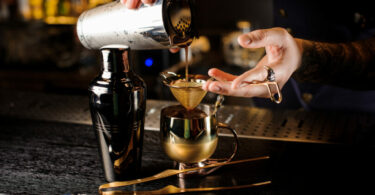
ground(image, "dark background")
xmin=0 ymin=0 xmax=374 ymax=109
xmin=1 ymin=1 xmax=375 ymax=194
xmin=0 ymin=0 xmax=273 ymax=100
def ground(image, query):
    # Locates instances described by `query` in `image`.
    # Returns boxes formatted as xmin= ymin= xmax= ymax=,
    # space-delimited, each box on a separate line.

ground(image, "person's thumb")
xmin=237 ymin=27 xmax=289 ymax=49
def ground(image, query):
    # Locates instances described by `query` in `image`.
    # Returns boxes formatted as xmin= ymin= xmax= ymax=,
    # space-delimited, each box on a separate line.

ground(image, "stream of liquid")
xmin=185 ymin=47 xmax=189 ymax=82
xmin=169 ymin=46 xmax=206 ymax=110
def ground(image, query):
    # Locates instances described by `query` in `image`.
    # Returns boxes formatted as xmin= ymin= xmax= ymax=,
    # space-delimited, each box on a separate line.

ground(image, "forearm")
xmin=293 ymin=37 xmax=375 ymax=90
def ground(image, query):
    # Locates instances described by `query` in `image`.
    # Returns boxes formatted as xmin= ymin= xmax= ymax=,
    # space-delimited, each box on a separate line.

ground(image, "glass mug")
xmin=160 ymin=104 xmax=239 ymax=177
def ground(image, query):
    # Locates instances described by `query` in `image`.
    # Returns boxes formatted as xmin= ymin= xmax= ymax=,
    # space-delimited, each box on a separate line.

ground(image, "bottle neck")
xmin=101 ymin=48 xmax=131 ymax=76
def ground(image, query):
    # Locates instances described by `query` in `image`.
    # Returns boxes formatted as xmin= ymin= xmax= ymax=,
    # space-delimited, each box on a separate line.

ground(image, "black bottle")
xmin=88 ymin=48 xmax=146 ymax=182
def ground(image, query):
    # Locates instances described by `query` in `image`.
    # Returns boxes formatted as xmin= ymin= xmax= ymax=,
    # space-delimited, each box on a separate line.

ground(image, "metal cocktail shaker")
xmin=78 ymin=0 xmax=196 ymax=182
xmin=76 ymin=0 xmax=196 ymax=50
xmin=89 ymin=48 xmax=147 ymax=182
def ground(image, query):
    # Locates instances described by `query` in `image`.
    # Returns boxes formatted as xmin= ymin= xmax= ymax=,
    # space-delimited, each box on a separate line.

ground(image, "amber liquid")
xmin=185 ymin=47 xmax=189 ymax=81
xmin=162 ymin=137 xmax=218 ymax=163
xmin=170 ymin=47 xmax=207 ymax=110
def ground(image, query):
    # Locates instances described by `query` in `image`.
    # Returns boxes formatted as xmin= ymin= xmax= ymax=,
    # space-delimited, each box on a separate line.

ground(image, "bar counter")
xmin=1 ymin=90 xmax=375 ymax=194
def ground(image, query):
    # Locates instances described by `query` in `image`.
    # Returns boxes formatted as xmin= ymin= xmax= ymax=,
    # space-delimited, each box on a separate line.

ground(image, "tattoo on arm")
xmin=293 ymin=37 xmax=375 ymax=90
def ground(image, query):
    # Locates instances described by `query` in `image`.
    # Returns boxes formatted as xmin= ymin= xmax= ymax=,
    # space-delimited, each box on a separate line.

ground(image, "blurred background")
xmin=1 ymin=0 xmax=374 ymax=111
xmin=2 ymin=2 xmax=375 ymax=194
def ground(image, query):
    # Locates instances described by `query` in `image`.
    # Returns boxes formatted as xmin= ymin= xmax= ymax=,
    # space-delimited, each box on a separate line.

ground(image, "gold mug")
xmin=160 ymin=104 xmax=239 ymax=177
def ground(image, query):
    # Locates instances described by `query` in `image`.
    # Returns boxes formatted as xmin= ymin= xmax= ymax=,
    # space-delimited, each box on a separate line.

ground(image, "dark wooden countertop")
xmin=1 ymin=91 xmax=375 ymax=194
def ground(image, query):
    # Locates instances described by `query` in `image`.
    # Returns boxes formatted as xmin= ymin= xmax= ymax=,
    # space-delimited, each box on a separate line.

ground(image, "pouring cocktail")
xmin=160 ymin=72 xmax=238 ymax=177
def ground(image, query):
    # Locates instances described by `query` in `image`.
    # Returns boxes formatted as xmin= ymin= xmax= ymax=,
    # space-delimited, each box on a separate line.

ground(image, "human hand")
xmin=203 ymin=27 xmax=303 ymax=98
xmin=120 ymin=0 xmax=156 ymax=9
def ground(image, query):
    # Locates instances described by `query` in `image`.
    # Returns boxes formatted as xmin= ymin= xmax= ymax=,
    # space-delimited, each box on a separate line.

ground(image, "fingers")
xmin=202 ymin=68 xmax=236 ymax=93
xmin=169 ymin=48 xmax=180 ymax=53
xmin=135 ymin=0 xmax=143 ymax=8
xmin=123 ymin=0 xmax=138 ymax=8
xmin=202 ymin=66 xmax=272 ymax=98
xmin=208 ymin=68 xmax=237 ymax=82
xmin=203 ymin=80 xmax=270 ymax=98
xmin=121 ymin=0 xmax=156 ymax=9
xmin=231 ymin=57 xmax=269 ymax=89
xmin=142 ymin=0 xmax=156 ymax=4
xmin=203 ymin=27 xmax=298 ymax=100
xmin=237 ymin=27 xmax=289 ymax=49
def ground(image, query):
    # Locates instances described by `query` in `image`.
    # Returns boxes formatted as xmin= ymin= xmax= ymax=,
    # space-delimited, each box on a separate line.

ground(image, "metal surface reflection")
xmin=160 ymin=104 xmax=239 ymax=177
xmin=89 ymin=48 xmax=146 ymax=182
xmin=77 ymin=0 xmax=195 ymax=50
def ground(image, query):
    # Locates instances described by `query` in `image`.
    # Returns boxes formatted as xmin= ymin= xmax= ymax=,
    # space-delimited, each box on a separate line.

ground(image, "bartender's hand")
xmin=203 ymin=27 xmax=303 ymax=98
xmin=120 ymin=0 xmax=156 ymax=9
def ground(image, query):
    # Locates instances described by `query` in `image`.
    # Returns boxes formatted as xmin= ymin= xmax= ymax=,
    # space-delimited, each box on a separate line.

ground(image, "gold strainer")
xmin=161 ymin=72 xmax=210 ymax=110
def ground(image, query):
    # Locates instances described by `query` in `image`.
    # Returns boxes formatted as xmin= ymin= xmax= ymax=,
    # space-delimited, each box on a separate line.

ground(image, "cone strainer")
xmin=161 ymin=72 xmax=211 ymax=110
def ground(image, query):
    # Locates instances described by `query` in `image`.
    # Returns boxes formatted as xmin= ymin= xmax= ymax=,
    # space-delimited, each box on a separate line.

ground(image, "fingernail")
xmin=208 ymin=68 xmax=216 ymax=77
xmin=202 ymin=83 xmax=207 ymax=90
xmin=212 ymin=86 xmax=221 ymax=92
xmin=244 ymin=37 xmax=251 ymax=45
xmin=238 ymin=35 xmax=252 ymax=46
xmin=169 ymin=48 xmax=180 ymax=53
xmin=144 ymin=0 xmax=155 ymax=4
xmin=126 ymin=0 xmax=136 ymax=8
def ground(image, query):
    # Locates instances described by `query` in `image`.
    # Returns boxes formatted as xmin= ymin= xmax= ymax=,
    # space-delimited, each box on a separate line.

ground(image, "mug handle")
xmin=217 ymin=122 xmax=239 ymax=161
xmin=202 ymin=122 xmax=239 ymax=175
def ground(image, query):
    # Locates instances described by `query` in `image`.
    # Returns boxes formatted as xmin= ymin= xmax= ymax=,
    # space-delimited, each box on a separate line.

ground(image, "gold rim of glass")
xmin=161 ymin=72 xmax=212 ymax=89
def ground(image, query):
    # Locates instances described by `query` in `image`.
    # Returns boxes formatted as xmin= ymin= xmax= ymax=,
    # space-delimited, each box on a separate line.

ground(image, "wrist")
xmin=294 ymin=38 xmax=305 ymax=70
